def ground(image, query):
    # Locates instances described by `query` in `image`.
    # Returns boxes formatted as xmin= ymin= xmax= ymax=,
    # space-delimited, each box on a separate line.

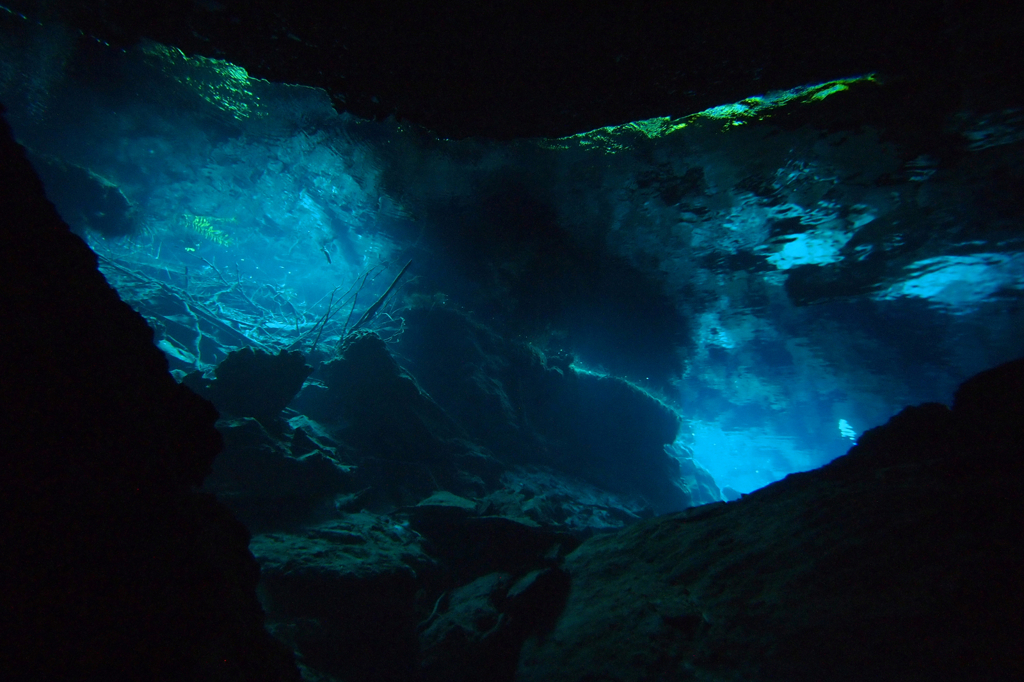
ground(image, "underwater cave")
xmin=1 ymin=2 xmax=1022 ymax=681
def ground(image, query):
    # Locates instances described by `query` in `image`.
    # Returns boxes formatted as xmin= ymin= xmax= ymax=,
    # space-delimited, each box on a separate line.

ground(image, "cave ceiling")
xmin=11 ymin=0 xmax=1024 ymax=141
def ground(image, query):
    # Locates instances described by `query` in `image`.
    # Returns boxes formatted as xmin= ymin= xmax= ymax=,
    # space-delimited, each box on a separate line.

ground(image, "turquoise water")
xmin=2 ymin=15 xmax=1022 ymax=498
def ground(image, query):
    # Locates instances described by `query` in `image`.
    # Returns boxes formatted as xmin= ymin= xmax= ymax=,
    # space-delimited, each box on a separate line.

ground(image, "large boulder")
xmin=185 ymin=347 xmax=312 ymax=423
xmin=251 ymin=514 xmax=437 ymax=682
xmin=298 ymin=330 xmax=503 ymax=507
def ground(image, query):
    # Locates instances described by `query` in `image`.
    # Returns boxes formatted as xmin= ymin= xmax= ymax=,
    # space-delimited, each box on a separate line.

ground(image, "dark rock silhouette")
xmin=0 ymin=108 xmax=299 ymax=682
xmin=516 ymin=358 xmax=1024 ymax=682
xmin=184 ymin=347 xmax=312 ymax=423
xmin=17 ymin=2 xmax=1023 ymax=141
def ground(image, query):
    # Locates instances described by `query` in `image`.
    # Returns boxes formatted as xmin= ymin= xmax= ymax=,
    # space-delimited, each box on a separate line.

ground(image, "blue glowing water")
xmin=2 ymin=18 xmax=1022 ymax=499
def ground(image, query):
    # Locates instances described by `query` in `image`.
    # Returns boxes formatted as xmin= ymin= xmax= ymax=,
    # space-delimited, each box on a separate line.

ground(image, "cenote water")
xmin=2 ymin=11 xmax=1022 ymax=502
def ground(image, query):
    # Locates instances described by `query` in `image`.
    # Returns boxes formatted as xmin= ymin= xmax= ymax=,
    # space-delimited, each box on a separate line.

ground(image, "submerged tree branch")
xmin=349 ymin=259 xmax=412 ymax=333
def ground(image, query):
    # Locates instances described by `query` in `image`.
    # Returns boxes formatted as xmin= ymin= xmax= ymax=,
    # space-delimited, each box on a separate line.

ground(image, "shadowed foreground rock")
xmin=0 ymin=109 xmax=299 ymax=681
xmin=517 ymin=358 xmax=1024 ymax=682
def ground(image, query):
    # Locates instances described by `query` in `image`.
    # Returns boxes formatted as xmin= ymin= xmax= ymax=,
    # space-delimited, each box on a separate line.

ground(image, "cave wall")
xmin=0 ymin=106 xmax=299 ymax=681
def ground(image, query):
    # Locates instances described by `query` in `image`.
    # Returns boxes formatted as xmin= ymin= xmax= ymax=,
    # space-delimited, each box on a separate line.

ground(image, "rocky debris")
xmin=418 ymin=572 xmax=518 ymax=681
xmin=208 ymin=339 xmax=685 ymax=536
xmin=418 ymin=567 xmax=570 ymax=682
xmin=185 ymin=347 xmax=312 ymax=423
xmin=252 ymin=514 xmax=436 ymax=682
xmin=476 ymin=469 xmax=655 ymax=535
xmin=402 ymin=493 xmax=579 ymax=584
xmin=185 ymin=311 xmax=719 ymax=681
xmin=516 ymin=357 xmax=1024 ymax=682
xmin=0 ymin=111 xmax=299 ymax=680
xmin=253 ymin=500 xmax=578 ymax=682
xmin=202 ymin=416 xmax=356 ymax=534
